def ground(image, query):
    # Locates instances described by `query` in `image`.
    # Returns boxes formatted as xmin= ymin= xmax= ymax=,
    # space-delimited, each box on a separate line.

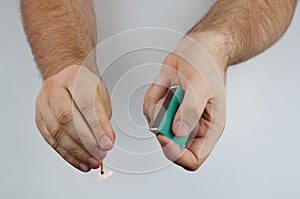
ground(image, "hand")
xmin=35 ymin=65 xmax=115 ymax=172
xmin=144 ymin=33 xmax=227 ymax=171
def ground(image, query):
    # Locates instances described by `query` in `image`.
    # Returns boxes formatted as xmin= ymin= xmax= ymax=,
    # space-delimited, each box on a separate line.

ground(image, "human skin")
xmin=21 ymin=0 xmax=297 ymax=172
xmin=21 ymin=0 xmax=115 ymax=172
xmin=143 ymin=0 xmax=297 ymax=171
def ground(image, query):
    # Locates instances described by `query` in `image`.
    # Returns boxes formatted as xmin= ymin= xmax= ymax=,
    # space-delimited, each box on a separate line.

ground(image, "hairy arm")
xmin=144 ymin=0 xmax=297 ymax=171
xmin=21 ymin=0 xmax=115 ymax=172
xmin=188 ymin=0 xmax=297 ymax=70
xmin=21 ymin=0 xmax=98 ymax=79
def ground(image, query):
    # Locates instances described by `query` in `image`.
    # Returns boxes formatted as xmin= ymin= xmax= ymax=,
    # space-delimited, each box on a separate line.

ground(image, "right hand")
xmin=35 ymin=65 xmax=115 ymax=172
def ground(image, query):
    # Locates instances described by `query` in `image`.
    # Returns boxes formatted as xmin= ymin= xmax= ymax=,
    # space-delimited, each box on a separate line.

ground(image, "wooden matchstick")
xmin=100 ymin=161 xmax=104 ymax=175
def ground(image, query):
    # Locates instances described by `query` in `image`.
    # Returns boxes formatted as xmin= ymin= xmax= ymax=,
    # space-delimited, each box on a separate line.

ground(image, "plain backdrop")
xmin=0 ymin=1 xmax=299 ymax=198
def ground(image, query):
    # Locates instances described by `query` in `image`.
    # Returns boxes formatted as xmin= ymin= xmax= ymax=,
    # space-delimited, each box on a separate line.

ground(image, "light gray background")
xmin=0 ymin=0 xmax=300 ymax=198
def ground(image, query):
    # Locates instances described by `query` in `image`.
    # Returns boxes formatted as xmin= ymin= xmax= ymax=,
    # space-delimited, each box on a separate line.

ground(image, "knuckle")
xmin=41 ymin=131 xmax=59 ymax=150
xmin=185 ymin=157 xmax=205 ymax=171
xmin=35 ymin=95 xmax=42 ymax=108
xmin=48 ymin=138 xmax=59 ymax=150
xmin=56 ymin=108 xmax=73 ymax=126
xmin=188 ymin=163 xmax=201 ymax=172
xmin=33 ymin=119 xmax=60 ymax=150
xmin=72 ymin=148 xmax=84 ymax=160
xmin=163 ymin=53 xmax=177 ymax=66
xmin=43 ymin=78 xmax=56 ymax=92
xmin=49 ymin=125 xmax=64 ymax=142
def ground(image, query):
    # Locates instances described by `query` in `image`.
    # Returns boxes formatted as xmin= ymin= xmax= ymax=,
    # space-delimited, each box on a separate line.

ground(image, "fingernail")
xmin=87 ymin=157 xmax=99 ymax=168
xmin=153 ymin=75 xmax=169 ymax=87
xmin=175 ymin=121 xmax=190 ymax=137
xmin=93 ymin=147 xmax=106 ymax=160
xmin=100 ymin=136 xmax=113 ymax=150
xmin=79 ymin=163 xmax=89 ymax=172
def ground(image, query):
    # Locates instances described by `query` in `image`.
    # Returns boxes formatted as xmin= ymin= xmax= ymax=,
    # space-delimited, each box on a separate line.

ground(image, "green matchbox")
xmin=149 ymin=86 xmax=188 ymax=148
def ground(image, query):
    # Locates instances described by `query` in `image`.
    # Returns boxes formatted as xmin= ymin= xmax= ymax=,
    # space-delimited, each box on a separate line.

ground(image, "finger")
xmin=86 ymin=90 xmax=114 ymax=151
xmin=143 ymin=54 xmax=179 ymax=124
xmin=143 ymin=75 xmax=170 ymax=124
xmin=94 ymin=82 xmax=115 ymax=149
xmin=55 ymin=144 xmax=92 ymax=172
xmin=48 ymin=87 xmax=106 ymax=160
xmin=184 ymin=123 xmax=200 ymax=149
xmin=67 ymin=67 xmax=115 ymax=151
xmin=172 ymin=74 xmax=210 ymax=137
xmin=157 ymin=134 xmax=207 ymax=171
xmin=148 ymin=100 xmax=165 ymax=127
xmin=179 ymin=102 xmax=221 ymax=169
xmin=35 ymin=99 xmax=58 ymax=153
xmin=35 ymin=112 xmax=91 ymax=172
xmin=197 ymin=99 xmax=226 ymax=159
xmin=52 ymin=128 xmax=101 ymax=169
xmin=38 ymin=101 xmax=104 ymax=169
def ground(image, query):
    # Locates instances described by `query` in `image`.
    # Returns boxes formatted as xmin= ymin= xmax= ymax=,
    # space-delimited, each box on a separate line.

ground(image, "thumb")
xmin=172 ymin=75 xmax=210 ymax=138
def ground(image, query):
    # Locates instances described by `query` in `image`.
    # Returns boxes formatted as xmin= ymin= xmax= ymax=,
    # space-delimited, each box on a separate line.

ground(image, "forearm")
xmin=187 ymin=0 xmax=297 ymax=70
xmin=21 ymin=0 xmax=98 ymax=79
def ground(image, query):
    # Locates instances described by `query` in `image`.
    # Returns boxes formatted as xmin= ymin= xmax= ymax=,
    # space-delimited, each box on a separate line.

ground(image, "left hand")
xmin=143 ymin=33 xmax=227 ymax=171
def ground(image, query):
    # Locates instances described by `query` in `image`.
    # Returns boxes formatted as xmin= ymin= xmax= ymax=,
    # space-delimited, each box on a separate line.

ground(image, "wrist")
xmin=40 ymin=55 xmax=99 ymax=80
xmin=185 ymin=31 xmax=232 ymax=73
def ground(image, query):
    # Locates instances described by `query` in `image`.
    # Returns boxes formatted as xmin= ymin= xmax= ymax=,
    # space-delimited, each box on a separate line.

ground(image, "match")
xmin=100 ymin=161 xmax=104 ymax=175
